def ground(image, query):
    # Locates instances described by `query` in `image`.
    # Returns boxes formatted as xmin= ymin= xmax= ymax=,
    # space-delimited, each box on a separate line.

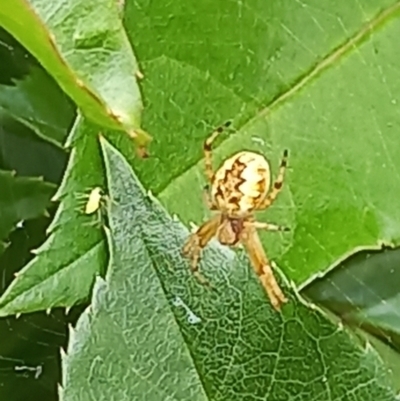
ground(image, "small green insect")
xmin=84 ymin=187 xmax=104 ymax=215
xmin=76 ymin=186 xmax=107 ymax=226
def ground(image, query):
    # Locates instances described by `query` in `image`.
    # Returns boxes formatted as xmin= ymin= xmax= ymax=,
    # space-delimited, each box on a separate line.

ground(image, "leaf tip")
xmin=57 ymin=383 xmax=64 ymax=394
xmin=50 ymin=193 xmax=60 ymax=202
xmin=60 ymin=346 xmax=67 ymax=359
xmin=68 ymin=323 xmax=76 ymax=342
xmin=135 ymin=70 xmax=144 ymax=80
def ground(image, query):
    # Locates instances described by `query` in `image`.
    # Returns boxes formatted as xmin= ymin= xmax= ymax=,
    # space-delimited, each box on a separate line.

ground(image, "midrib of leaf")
xmin=158 ymin=1 xmax=400 ymax=198
xmin=137 ymin=223 xmax=212 ymax=400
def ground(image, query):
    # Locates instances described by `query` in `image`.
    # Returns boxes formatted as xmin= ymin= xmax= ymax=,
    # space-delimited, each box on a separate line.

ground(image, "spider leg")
xmin=203 ymin=185 xmax=218 ymax=210
xmin=182 ymin=214 xmax=221 ymax=287
xmin=75 ymin=193 xmax=89 ymax=200
xmin=244 ymin=221 xmax=290 ymax=232
xmin=203 ymin=121 xmax=232 ymax=183
xmin=240 ymin=226 xmax=287 ymax=311
xmin=257 ymin=149 xmax=289 ymax=210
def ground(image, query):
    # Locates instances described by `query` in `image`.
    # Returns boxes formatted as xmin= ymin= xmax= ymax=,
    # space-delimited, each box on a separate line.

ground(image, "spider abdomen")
xmin=211 ymin=151 xmax=271 ymax=216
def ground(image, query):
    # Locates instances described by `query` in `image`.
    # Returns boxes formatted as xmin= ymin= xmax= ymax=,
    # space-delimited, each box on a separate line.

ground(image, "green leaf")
xmin=0 ymin=117 xmax=107 ymax=315
xmin=0 ymin=65 xmax=75 ymax=146
xmin=302 ymin=247 xmax=400 ymax=351
xmin=0 ymin=0 xmax=151 ymax=147
xmin=60 ymin=139 xmax=396 ymax=401
xmin=123 ymin=3 xmax=400 ymax=285
xmin=0 ymin=169 xmax=55 ymax=254
xmin=126 ymin=0 xmax=400 ymax=192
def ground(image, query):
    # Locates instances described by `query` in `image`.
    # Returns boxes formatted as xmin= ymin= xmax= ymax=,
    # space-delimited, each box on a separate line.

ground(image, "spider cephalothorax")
xmin=182 ymin=121 xmax=289 ymax=311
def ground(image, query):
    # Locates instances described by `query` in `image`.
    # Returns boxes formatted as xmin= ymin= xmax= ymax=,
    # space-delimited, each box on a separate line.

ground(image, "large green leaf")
xmin=60 ymin=138 xmax=396 ymax=401
xmin=126 ymin=0 xmax=400 ymax=193
xmin=0 ymin=0 xmax=150 ymax=147
xmin=135 ymin=4 xmax=400 ymax=285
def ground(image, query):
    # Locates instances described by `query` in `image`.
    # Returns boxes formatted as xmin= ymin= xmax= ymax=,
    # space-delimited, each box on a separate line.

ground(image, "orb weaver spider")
xmin=182 ymin=122 xmax=289 ymax=310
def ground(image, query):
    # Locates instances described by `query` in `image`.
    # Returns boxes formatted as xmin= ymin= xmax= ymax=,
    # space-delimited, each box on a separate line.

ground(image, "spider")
xmin=182 ymin=121 xmax=289 ymax=311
